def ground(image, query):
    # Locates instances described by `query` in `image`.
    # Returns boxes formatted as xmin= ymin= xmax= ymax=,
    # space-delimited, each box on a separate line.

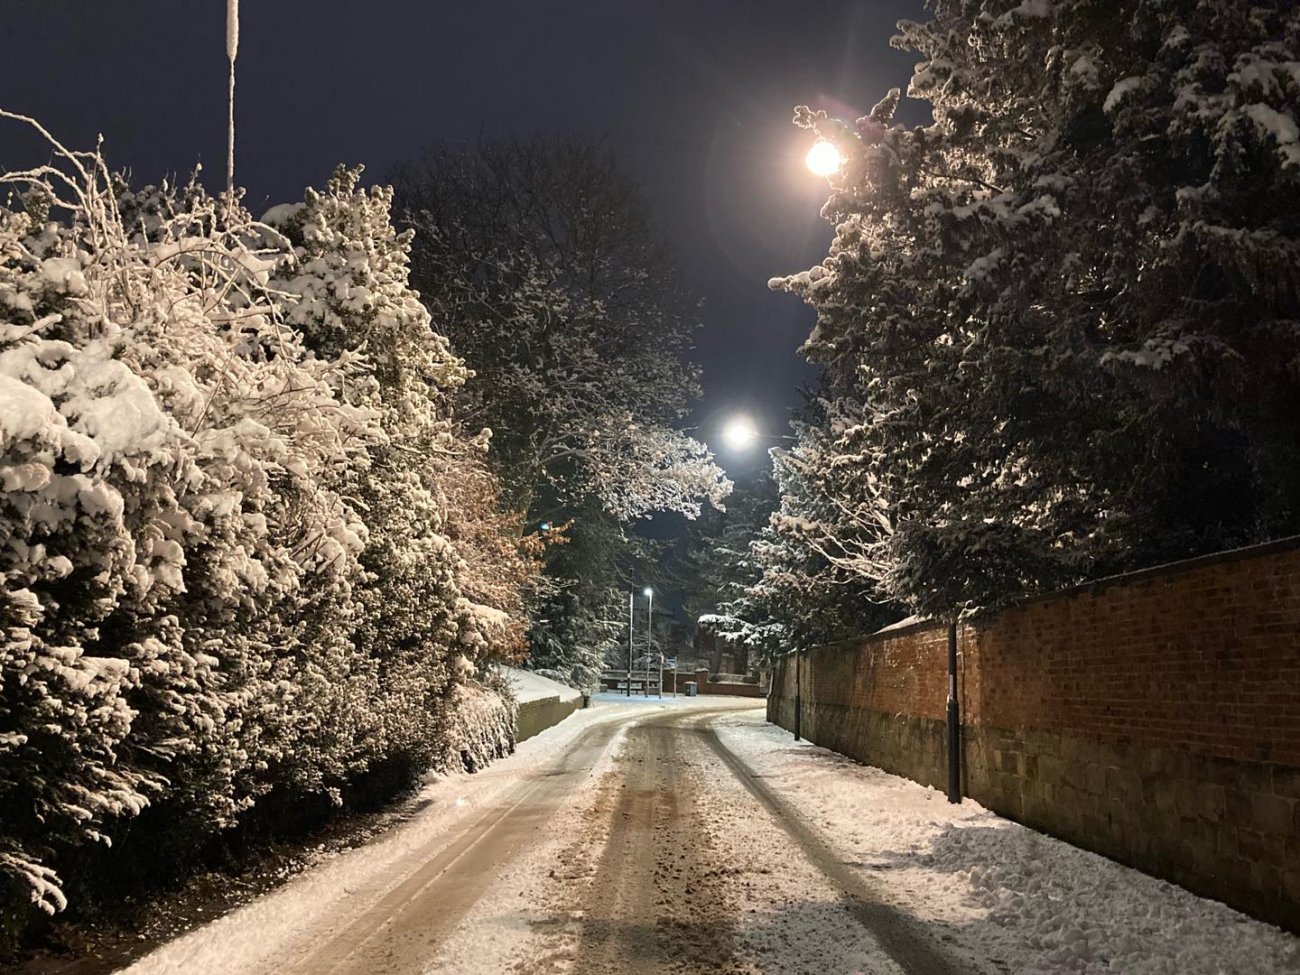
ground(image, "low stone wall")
xmin=768 ymin=537 xmax=1300 ymax=932
xmin=516 ymin=694 xmax=581 ymax=743
xmin=669 ymin=668 xmax=766 ymax=698
xmin=600 ymin=669 xmax=767 ymax=698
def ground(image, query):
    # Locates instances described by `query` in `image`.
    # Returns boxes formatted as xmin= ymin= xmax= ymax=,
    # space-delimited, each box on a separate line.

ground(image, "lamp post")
xmin=626 ymin=591 xmax=634 ymax=698
xmin=643 ymin=587 xmax=654 ymax=699
xmin=946 ymin=622 xmax=961 ymax=804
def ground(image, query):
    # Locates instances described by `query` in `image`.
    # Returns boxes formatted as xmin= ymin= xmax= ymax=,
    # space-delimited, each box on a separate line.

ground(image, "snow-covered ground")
xmin=712 ymin=711 xmax=1300 ymax=975
xmin=118 ymin=700 xmax=632 ymax=975
xmin=117 ymin=701 xmax=1300 ymax=975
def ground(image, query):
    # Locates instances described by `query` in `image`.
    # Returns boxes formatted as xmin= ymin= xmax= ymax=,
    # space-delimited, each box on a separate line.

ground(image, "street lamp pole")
xmin=643 ymin=588 xmax=654 ymax=698
xmin=627 ymin=591 xmax=634 ymax=698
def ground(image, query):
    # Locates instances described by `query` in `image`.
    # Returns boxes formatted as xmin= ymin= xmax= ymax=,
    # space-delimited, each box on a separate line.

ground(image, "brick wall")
xmin=768 ymin=537 xmax=1300 ymax=932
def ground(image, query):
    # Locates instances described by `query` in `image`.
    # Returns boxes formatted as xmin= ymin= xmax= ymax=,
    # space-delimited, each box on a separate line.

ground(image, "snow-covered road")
xmin=120 ymin=699 xmax=1299 ymax=975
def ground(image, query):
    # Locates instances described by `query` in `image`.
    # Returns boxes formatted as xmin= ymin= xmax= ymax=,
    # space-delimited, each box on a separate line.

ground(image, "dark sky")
xmin=1 ymin=0 xmax=924 ymax=475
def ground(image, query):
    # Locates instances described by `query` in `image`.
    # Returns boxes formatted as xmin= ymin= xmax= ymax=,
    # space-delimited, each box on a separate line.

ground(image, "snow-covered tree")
xmin=267 ymin=167 xmax=537 ymax=772
xmin=391 ymin=138 xmax=729 ymax=685
xmin=518 ymin=499 xmax=632 ymax=690
xmin=0 ymin=116 xmax=378 ymax=921
xmin=685 ymin=470 xmax=784 ymax=666
xmin=724 ymin=419 xmax=897 ymax=661
xmin=774 ymin=1 xmax=1300 ymax=618
xmin=0 ymin=122 xmax=533 ymax=940
xmin=393 ymin=139 xmax=729 ymax=524
xmin=110 ymin=177 xmax=377 ymax=811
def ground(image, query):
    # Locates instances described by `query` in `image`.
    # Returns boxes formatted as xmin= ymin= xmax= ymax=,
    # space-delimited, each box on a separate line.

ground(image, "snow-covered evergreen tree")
xmin=730 ymin=420 xmax=897 ymax=660
xmin=774 ymin=1 xmax=1300 ymax=617
xmin=392 ymin=138 xmax=730 ymax=686
xmin=0 ymin=118 xmax=378 ymax=919
xmin=685 ymin=470 xmax=793 ymax=669
xmin=267 ymin=167 xmax=536 ymax=773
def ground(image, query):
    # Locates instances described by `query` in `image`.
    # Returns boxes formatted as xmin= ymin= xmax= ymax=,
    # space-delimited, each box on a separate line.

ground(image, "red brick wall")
xmin=962 ymin=538 xmax=1300 ymax=765
xmin=768 ymin=536 xmax=1300 ymax=931
xmin=821 ymin=625 xmax=951 ymax=720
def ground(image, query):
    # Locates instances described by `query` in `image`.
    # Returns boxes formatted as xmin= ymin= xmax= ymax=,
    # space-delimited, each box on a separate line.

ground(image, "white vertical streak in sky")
xmin=226 ymin=0 xmax=239 ymax=198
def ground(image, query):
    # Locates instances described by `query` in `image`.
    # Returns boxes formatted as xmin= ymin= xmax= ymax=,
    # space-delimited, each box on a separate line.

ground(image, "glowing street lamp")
xmin=805 ymin=138 xmax=844 ymax=177
xmin=721 ymin=414 xmax=760 ymax=451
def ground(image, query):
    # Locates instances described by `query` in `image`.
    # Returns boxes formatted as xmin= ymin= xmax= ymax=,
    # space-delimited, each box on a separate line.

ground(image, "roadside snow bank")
xmin=713 ymin=711 xmax=1300 ymax=975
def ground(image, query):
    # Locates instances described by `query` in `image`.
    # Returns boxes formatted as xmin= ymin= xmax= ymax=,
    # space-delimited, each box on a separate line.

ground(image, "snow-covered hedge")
xmin=0 ymin=117 xmax=535 ymax=934
xmin=440 ymin=674 xmax=517 ymax=775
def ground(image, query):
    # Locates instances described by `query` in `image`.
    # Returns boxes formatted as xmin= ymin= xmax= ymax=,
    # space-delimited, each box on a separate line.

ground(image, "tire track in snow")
xmin=696 ymin=715 xmax=966 ymax=975
xmin=277 ymin=717 xmax=624 ymax=975
xmin=564 ymin=710 xmax=746 ymax=974
xmin=519 ymin=704 xmax=919 ymax=975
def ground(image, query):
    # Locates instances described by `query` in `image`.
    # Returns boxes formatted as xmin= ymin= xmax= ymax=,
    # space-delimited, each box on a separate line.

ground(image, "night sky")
xmin=1 ymin=0 xmax=924 ymax=474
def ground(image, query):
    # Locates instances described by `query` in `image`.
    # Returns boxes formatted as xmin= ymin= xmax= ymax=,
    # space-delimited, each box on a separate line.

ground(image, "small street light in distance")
xmin=805 ymin=138 xmax=843 ymax=177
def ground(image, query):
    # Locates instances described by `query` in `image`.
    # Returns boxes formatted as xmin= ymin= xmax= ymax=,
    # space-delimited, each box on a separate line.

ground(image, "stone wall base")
xmin=768 ymin=695 xmax=1300 ymax=933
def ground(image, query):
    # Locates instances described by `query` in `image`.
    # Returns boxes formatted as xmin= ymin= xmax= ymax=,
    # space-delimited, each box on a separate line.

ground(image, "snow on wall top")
xmin=500 ymin=666 xmax=582 ymax=704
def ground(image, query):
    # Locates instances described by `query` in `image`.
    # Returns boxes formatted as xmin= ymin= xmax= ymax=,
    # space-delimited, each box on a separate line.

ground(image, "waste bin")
xmin=581 ymin=691 xmax=592 ymax=708
xmin=684 ymin=682 xmax=698 ymax=697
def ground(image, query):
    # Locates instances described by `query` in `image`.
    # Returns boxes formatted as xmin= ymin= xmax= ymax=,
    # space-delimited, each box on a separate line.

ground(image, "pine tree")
xmin=774 ymin=1 xmax=1300 ymax=617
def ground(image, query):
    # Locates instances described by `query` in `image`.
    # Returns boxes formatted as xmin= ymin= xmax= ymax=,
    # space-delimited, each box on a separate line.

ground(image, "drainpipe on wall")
xmin=946 ymin=622 xmax=962 ymax=804
xmin=793 ymin=648 xmax=802 ymax=742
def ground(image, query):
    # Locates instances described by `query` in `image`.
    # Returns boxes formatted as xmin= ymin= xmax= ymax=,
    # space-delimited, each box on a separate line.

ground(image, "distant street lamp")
xmin=805 ymin=138 xmax=844 ymax=177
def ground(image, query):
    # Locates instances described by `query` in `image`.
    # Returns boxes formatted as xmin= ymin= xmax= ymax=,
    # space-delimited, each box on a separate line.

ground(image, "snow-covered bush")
xmin=267 ymin=167 xmax=538 ymax=772
xmin=439 ymin=674 xmax=517 ymax=774
xmin=0 ymin=117 xmax=382 ymax=920
xmin=0 ymin=120 xmax=534 ymax=939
